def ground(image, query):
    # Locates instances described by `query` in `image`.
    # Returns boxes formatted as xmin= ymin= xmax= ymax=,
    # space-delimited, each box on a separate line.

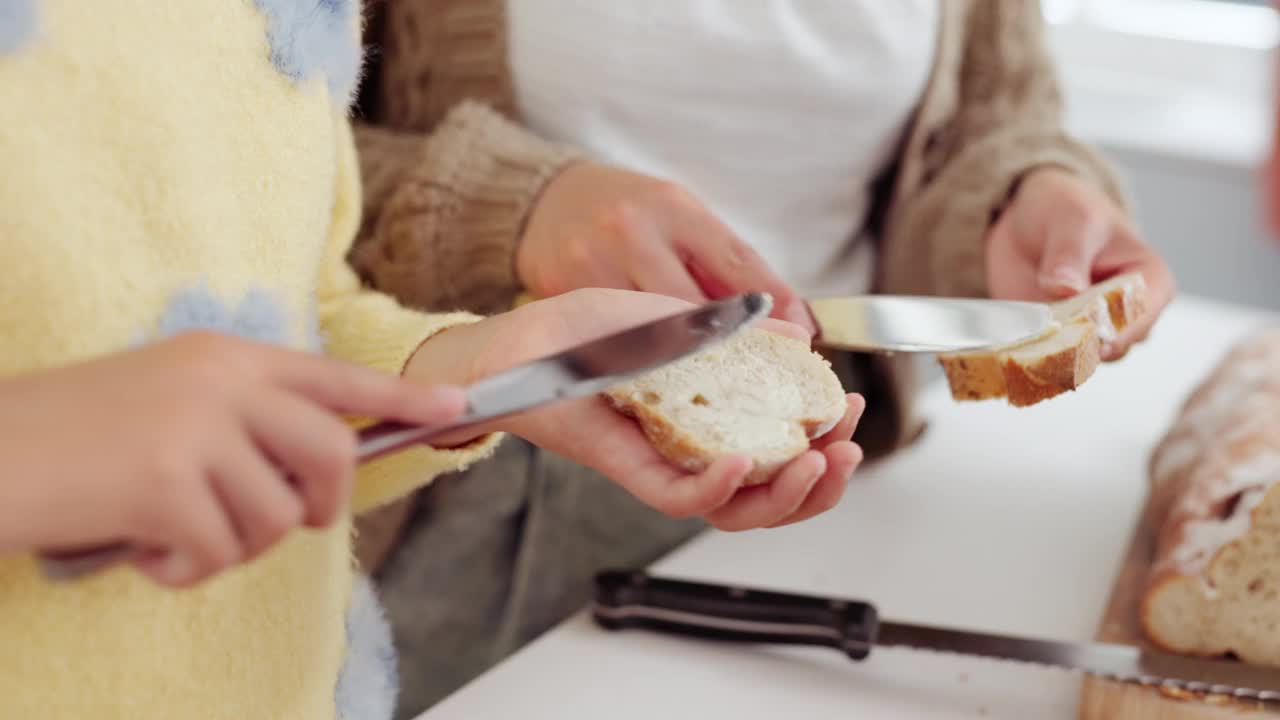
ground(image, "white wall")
xmin=1094 ymin=145 xmax=1280 ymax=311
xmin=1046 ymin=0 xmax=1280 ymax=311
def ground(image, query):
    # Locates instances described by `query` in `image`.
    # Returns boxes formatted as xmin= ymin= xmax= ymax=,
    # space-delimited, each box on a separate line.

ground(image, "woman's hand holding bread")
xmin=407 ymin=289 xmax=864 ymax=530
xmin=986 ymin=168 xmax=1174 ymax=360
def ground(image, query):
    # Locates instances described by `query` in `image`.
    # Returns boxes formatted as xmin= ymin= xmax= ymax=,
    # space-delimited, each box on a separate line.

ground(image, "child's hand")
xmin=0 ymin=332 xmax=466 ymax=588
xmin=408 ymin=289 xmax=865 ymax=531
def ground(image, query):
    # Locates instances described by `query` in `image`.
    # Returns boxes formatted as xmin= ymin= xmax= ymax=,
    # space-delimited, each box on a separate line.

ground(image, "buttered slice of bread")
xmin=938 ymin=272 xmax=1147 ymax=407
xmin=604 ymin=328 xmax=847 ymax=485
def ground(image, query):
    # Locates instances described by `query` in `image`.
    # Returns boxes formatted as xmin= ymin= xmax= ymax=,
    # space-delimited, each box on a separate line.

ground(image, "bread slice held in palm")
xmin=937 ymin=272 xmax=1147 ymax=407
xmin=604 ymin=328 xmax=847 ymax=485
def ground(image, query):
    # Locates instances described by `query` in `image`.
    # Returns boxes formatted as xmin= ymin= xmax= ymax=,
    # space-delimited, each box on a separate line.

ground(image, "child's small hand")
xmin=408 ymin=289 xmax=864 ymax=530
xmin=0 ymin=332 xmax=466 ymax=587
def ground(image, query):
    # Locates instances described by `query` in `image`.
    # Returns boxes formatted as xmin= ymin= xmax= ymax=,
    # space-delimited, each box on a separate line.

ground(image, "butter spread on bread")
xmin=937 ymin=272 xmax=1147 ymax=407
xmin=604 ymin=328 xmax=846 ymax=485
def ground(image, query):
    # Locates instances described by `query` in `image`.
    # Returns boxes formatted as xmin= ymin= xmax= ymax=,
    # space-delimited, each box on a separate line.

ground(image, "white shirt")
xmin=507 ymin=0 xmax=939 ymax=298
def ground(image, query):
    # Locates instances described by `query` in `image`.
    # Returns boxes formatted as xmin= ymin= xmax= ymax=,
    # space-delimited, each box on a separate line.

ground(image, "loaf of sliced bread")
xmin=604 ymin=328 xmax=847 ymax=485
xmin=938 ymin=272 xmax=1147 ymax=407
xmin=1140 ymin=328 xmax=1280 ymax=665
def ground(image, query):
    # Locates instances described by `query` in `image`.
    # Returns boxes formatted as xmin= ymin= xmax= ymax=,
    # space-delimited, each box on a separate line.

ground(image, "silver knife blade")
xmin=39 ymin=294 xmax=772 ymax=581
xmin=878 ymin=621 xmax=1280 ymax=701
xmin=357 ymin=291 xmax=772 ymax=462
xmin=592 ymin=570 xmax=1280 ymax=702
xmin=807 ymin=295 xmax=1054 ymax=353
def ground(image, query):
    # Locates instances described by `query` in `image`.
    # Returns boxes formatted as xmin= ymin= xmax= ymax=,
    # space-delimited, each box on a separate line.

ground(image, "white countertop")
xmin=418 ymin=296 xmax=1277 ymax=720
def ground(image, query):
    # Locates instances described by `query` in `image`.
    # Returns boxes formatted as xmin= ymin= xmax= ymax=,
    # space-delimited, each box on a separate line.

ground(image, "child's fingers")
xmin=811 ymin=394 xmax=865 ymax=449
xmin=141 ymin=474 xmax=243 ymax=587
xmin=635 ymin=454 xmax=752 ymax=519
xmin=769 ymin=442 xmax=862 ymax=528
xmin=704 ymin=450 xmax=826 ymax=532
xmin=261 ymin=346 xmax=469 ymax=425
xmin=615 ymin=447 xmax=749 ymax=520
xmin=210 ymin=436 xmax=305 ymax=561
xmin=243 ymin=391 xmax=356 ymax=528
xmin=755 ymin=317 xmax=811 ymax=343
xmin=131 ymin=548 xmax=175 ymax=587
xmin=537 ymin=400 xmax=747 ymax=518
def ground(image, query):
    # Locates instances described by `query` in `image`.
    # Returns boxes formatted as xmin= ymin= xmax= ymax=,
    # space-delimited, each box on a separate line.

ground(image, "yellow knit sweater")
xmin=0 ymin=1 xmax=497 ymax=717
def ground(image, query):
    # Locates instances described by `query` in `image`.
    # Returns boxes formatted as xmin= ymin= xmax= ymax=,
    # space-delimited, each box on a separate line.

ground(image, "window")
xmin=1044 ymin=0 xmax=1277 ymax=49
xmin=1043 ymin=0 xmax=1275 ymax=167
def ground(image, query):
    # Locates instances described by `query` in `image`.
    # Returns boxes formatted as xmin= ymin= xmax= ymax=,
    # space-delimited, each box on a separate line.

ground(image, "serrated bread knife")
xmin=593 ymin=570 xmax=1280 ymax=702
xmin=34 ymin=293 xmax=773 ymax=582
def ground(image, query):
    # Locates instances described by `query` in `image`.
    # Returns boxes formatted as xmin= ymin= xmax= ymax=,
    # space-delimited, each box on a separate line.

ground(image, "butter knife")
xmin=806 ymin=295 xmax=1053 ymax=353
xmin=37 ymin=293 xmax=772 ymax=581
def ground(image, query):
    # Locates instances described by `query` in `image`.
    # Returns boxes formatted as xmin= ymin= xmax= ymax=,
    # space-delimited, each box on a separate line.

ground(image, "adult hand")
xmin=517 ymin=162 xmax=815 ymax=333
xmin=986 ymin=168 xmax=1175 ymax=359
xmin=407 ymin=289 xmax=864 ymax=530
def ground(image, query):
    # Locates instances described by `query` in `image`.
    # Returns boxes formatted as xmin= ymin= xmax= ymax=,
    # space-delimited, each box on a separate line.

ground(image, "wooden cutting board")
xmin=1078 ymin=492 xmax=1279 ymax=718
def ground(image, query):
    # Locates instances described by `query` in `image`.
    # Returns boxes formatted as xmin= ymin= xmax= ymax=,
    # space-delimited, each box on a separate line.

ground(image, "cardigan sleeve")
xmin=881 ymin=0 xmax=1129 ymax=300
xmin=348 ymin=102 xmax=581 ymax=316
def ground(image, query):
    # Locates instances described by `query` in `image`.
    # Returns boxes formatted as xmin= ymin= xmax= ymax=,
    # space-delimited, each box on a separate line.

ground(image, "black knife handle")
xmin=592 ymin=570 xmax=879 ymax=660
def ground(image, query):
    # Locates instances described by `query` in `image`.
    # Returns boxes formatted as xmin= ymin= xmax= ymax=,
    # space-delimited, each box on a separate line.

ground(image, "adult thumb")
xmin=1037 ymin=213 xmax=1107 ymax=297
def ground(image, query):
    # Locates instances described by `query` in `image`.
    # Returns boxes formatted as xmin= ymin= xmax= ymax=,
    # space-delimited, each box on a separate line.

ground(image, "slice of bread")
xmin=937 ymin=272 xmax=1147 ymax=407
xmin=604 ymin=328 xmax=847 ymax=485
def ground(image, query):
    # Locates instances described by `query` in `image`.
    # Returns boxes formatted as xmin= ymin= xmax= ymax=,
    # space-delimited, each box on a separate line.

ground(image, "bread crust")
xmin=1000 ymin=322 xmax=1101 ymax=407
xmin=603 ymin=329 xmax=847 ymax=486
xmin=605 ymin=393 xmax=797 ymax=486
xmin=1138 ymin=328 xmax=1280 ymax=665
xmin=1139 ymin=482 xmax=1280 ymax=661
xmin=938 ymin=273 xmax=1144 ymax=407
xmin=939 ymin=354 xmax=1005 ymax=402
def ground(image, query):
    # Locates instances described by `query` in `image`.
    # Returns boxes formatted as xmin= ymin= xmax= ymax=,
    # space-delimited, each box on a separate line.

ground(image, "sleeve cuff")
xmin=325 ymin=301 xmax=505 ymax=513
xmin=352 ymin=431 xmax=502 ymax=514
xmin=350 ymin=100 xmax=583 ymax=315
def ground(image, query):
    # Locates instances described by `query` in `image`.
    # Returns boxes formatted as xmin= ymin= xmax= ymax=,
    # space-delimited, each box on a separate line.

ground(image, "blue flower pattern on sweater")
xmin=149 ymin=281 xmax=324 ymax=351
xmin=151 ymin=282 xmax=295 ymax=346
xmin=0 ymin=0 xmax=36 ymax=54
xmin=253 ymin=0 xmax=362 ymax=105
xmin=1 ymin=1 xmax=361 ymax=107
